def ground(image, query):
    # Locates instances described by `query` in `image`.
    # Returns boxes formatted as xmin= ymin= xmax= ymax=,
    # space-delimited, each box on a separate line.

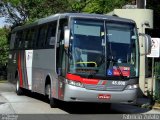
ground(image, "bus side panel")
xmin=32 ymin=49 xmax=58 ymax=97
xmin=24 ymin=50 xmax=33 ymax=90
xmin=8 ymin=50 xmax=28 ymax=90
xmin=7 ymin=50 xmax=18 ymax=84
xmin=20 ymin=50 xmax=29 ymax=89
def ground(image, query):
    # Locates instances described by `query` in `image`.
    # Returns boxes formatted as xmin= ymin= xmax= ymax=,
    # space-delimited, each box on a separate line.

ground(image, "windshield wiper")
xmin=108 ymin=42 xmax=125 ymax=80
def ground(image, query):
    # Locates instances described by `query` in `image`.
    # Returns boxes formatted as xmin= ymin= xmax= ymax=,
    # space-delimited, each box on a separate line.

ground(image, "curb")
xmin=153 ymin=106 xmax=160 ymax=110
xmin=152 ymin=103 xmax=160 ymax=110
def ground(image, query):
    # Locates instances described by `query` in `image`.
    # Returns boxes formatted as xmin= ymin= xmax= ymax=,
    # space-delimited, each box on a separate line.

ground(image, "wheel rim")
xmin=16 ymin=80 xmax=19 ymax=91
xmin=48 ymin=85 xmax=51 ymax=99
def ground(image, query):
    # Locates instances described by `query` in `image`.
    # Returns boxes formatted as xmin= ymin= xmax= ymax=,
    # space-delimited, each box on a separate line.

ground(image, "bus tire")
xmin=47 ymin=84 xmax=58 ymax=108
xmin=16 ymin=77 xmax=23 ymax=95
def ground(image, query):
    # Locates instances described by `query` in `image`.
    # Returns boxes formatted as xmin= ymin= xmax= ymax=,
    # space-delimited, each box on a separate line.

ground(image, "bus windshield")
xmin=68 ymin=18 xmax=139 ymax=80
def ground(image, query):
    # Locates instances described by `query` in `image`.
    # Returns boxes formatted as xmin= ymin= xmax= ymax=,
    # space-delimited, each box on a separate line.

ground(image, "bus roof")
xmin=12 ymin=13 xmax=136 ymax=32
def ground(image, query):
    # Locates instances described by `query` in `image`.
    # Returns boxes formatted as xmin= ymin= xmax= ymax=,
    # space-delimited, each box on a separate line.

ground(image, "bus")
xmin=7 ymin=13 xmax=151 ymax=108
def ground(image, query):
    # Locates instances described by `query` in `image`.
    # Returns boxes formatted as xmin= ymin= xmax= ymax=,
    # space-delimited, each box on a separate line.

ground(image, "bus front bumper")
xmin=63 ymin=84 xmax=138 ymax=104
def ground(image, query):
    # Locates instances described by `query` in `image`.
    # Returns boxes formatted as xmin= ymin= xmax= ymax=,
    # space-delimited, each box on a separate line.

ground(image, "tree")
xmin=0 ymin=28 xmax=9 ymax=66
xmin=71 ymin=0 xmax=91 ymax=12
xmin=0 ymin=0 xmax=72 ymax=27
xmin=0 ymin=0 xmax=28 ymax=27
xmin=147 ymin=0 xmax=160 ymax=29
xmin=71 ymin=0 xmax=131 ymax=14
xmin=82 ymin=0 xmax=129 ymax=14
xmin=0 ymin=0 xmax=131 ymax=28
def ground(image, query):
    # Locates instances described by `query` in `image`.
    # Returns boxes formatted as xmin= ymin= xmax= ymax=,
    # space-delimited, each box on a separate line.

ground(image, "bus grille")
xmin=84 ymin=84 xmax=124 ymax=91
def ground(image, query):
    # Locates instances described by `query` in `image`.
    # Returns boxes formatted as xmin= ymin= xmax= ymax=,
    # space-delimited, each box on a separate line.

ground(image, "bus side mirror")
xmin=64 ymin=27 xmax=70 ymax=49
xmin=139 ymin=33 xmax=152 ymax=55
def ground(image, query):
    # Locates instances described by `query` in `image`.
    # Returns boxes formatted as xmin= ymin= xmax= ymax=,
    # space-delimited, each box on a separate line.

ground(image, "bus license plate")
xmin=98 ymin=94 xmax=111 ymax=100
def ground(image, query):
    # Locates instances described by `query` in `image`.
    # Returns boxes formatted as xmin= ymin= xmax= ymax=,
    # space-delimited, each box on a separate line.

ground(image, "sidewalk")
xmin=0 ymin=81 xmax=15 ymax=93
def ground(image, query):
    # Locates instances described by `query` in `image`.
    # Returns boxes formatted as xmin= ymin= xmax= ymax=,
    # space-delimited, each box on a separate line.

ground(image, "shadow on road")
xmin=23 ymin=90 xmax=151 ymax=114
xmin=58 ymin=102 xmax=114 ymax=114
xmin=23 ymin=89 xmax=114 ymax=114
xmin=112 ymin=103 xmax=151 ymax=114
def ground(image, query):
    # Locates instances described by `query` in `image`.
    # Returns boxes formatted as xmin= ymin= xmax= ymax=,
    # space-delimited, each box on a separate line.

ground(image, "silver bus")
xmin=8 ymin=13 xmax=141 ymax=108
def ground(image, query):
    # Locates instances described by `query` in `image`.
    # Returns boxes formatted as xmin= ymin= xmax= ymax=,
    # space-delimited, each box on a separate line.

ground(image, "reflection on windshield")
xmin=69 ymin=19 xmax=105 ymax=71
xmin=68 ymin=19 xmax=138 ymax=79
xmin=106 ymin=23 xmax=137 ymax=78
xmin=72 ymin=35 xmax=104 ymax=67
xmin=106 ymin=23 xmax=135 ymax=64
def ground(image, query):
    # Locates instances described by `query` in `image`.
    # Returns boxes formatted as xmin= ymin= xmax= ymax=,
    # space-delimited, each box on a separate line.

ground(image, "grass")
xmin=0 ymin=80 xmax=7 ymax=83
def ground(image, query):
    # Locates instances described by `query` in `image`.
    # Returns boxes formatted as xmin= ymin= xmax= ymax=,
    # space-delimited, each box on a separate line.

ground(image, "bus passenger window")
xmin=14 ymin=31 xmax=22 ymax=49
xmin=10 ymin=33 xmax=16 ymax=49
xmin=46 ymin=21 xmax=57 ymax=48
xmin=37 ymin=25 xmax=48 ymax=48
xmin=24 ymin=30 xmax=29 ymax=49
xmin=32 ymin=29 xmax=38 ymax=48
xmin=27 ymin=29 xmax=35 ymax=49
xmin=21 ymin=30 xmax=29 ymax=49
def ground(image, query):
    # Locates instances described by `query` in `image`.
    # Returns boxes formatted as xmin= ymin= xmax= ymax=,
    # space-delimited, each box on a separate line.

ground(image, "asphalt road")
xmin=0 ymin=82 xmax=159 ymax=115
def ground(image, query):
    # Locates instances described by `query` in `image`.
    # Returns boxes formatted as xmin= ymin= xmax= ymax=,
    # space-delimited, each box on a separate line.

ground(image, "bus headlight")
xmin=66 ymin=79 xmax=84 ymax=88
xmin=125 ymin=84 xmax=139 ymax=90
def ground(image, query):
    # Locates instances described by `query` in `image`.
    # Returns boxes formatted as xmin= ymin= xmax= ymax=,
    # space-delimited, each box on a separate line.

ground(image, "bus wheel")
xmin=16 ymin=78 xmax=23 ymax=95
xmin=46 ymin=84 xmax=58 ymax=108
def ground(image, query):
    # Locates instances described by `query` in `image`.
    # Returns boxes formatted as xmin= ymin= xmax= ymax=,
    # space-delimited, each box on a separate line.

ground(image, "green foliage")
xmin=147 ymin=89 xmax=160 ymax=105
xmin=71 ymin=0 xmax=130 ymax=14
xmin=27 ymin=0 xmax=71 ymax=21
xmin=147 ymin=0 xmax=160 ymax=28
xmin=82 ymin=0 xmax=128 ymax=14
xmin=0 ymin=0 xmax=28 ymax=26
xmin=0 ymin=0 xmax=130 ymax=27
xmin=154 ymin=62 xmax=160 ymax=80
xmin=1 ymin=0 xmax=160 ymax=29
xmin=0 ymin=0 xmax=72 ymax=26
xmin=0 ymin=28 xmax=9 ymax=66
xmin=154 ymin=91 xmax=160 ymax=103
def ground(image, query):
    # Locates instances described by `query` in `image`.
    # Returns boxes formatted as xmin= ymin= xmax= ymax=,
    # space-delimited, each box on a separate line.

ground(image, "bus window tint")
xmin=10 ymin=33 xmax=16 ymax=50
xmin=14 ymin=31 xmax=22 ymax=49
xmin=37 ymin=25 xmax=48 ymax=48
xmin=20 ymin=30 xmax=27 ymax=49
xmin=32 ymin=29 xmax=38 ymax=48
xmin=27 ymin=29 xmax=35 ymax=49
xmin=46 ymin=21 xmax=57 ymax=47
xmin=24 ymin=30 xmax=29 ymax=49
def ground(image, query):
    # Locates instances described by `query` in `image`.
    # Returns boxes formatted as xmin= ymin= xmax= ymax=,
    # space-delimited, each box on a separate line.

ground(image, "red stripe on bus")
xmin=102 ymin=81 xmax=107 ymax=85
xmin=18 ymin=53 xmax=23 ymax=87
xmin=66 ymin=73 xmax=99 ymax=85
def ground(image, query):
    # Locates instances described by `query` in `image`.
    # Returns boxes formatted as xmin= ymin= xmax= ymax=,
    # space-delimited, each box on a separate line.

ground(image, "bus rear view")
xmin=61 ymin=15 xmax=139 ymax=104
